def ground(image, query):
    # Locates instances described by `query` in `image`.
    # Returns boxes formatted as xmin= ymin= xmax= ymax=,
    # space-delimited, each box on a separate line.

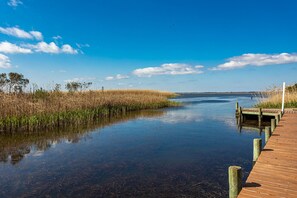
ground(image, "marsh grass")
xmin=255 ymin=85 xmax=297 ymax=108
xmin=0 ymin=90 xmax=179 ymax=133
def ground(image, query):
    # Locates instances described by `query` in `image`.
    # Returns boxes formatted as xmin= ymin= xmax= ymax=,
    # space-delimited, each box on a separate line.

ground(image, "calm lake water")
xmin=0 ymin=94 xmax=265 ymax=198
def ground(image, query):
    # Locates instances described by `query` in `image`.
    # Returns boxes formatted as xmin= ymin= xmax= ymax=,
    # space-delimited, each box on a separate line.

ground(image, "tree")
xmin=65 ymin=82 xmax=81 ymax=92
xmin=53 ymin=83 xmax=61 ymax=92
xmin=287 ymin=83 xmax=297 ymax=92
xmin=7 ymin=72 xmax=29 ymax=93
xmin=0 ymin=73 xmax=9 ymax=92
xmin=81 ymin=82 xmax=92 ymax=91
xmin=65 ymin=81 xmax=92 ymax=92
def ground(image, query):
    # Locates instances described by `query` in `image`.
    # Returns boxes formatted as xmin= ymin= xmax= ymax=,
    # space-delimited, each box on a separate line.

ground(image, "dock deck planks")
xmin=238 ymin=113 xmax=297 ymax=198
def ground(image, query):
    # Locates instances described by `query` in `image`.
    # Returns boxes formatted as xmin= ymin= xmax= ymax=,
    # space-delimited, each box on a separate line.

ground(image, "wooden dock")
xmin=237 ymin=112 xmax=297 ymax=198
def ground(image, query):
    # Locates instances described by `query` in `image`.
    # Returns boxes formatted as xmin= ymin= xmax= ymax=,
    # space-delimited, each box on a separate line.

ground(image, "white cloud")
xmin=29 ymin=31 xmax=43 ymax=40
xmin=24 ymin=42 xmax=78 ymax=54
xmin=211 ymin=53 xmax=297 ymax=70
xmin=133 ymin=63 xmax=204 ymax=77
xmin=7 ymin=0 xmax=22 ymax=7
xmin=105 ymin=74 xmax=130 ymax=81
xmin=53 ymin=35 xmax=62 ymax=40
xmin=64 ymin=77 xmax=96 ymax=83
xmin=0 ymin=41 xmax=32 ymax=54
xmin=76 ymin=43 xmax=90 ymax=48
xmin=105 ymin=76 xmax=114 ymax=80
xmin=0 ymin=54 xmax=12 ymax=68
xmin=0 ymin=27 xmax=43 ymax=40
xmin=27 ymin=42 xmax=59 ymax=53
xmin=61 ymin=44 xmax=78 ymax=54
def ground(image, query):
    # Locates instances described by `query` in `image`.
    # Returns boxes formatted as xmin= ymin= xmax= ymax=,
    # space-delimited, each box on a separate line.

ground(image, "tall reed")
xmin=0 ymin=90 xmax=179 ymax=133
xmin=255 ymin=85 xmax=297 ymax=108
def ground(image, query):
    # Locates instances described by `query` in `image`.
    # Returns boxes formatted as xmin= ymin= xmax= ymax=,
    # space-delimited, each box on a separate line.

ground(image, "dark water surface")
xmin=0 ymin=95 xmax=264 ymax=198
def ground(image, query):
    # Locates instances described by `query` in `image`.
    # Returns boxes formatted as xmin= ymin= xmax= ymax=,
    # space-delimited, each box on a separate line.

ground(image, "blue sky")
xmin=0 ymin=0 xmax=296 ymax=92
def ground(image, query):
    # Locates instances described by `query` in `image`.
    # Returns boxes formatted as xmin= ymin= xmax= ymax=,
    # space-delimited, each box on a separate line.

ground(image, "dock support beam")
xmin=236 ymin=102 xmax=239 ymax=113
xmin=265 ymin=126 xmax=271 ymax=144
xmin=253 ymin=138 xmax=262 ymax=165
xmin=229 ymin=166 xmax=242 ymax=198
xmin=271 ymin=119 xmax=276 ymax=133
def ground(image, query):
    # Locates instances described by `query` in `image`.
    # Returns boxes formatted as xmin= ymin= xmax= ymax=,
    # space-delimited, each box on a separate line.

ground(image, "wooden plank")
xmin=238 ymin=113 xmax=297 ymax=198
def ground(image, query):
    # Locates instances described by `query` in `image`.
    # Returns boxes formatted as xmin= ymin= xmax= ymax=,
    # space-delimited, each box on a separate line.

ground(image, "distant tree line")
xmin=0 ymin=72 xmax=93 ymax=93
xmin=0 ymin=72 xmax=29 ymax=93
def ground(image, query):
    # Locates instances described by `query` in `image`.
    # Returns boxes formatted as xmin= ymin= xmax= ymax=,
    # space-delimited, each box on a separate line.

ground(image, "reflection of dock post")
xmin=271 ymin=119 xmax=276 ymax=132
xmin=228 ymin=166 xmax=242 ymax=198
xmin=258 ymin=108 xmax=262 ymax=127
xmin=265 ymin=126 xmax=271 ymax=144
xmin=253 ymin=138 xmax=262 ymax=165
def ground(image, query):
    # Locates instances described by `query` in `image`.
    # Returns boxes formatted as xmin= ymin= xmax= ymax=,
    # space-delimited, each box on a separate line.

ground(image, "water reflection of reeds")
xmin=0 ymin=110 xmax=164 ymax=165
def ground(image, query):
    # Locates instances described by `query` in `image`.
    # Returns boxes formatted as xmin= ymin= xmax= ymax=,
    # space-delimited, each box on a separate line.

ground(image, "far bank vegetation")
xmin=0 ymin=72 xmax=178 ymax=133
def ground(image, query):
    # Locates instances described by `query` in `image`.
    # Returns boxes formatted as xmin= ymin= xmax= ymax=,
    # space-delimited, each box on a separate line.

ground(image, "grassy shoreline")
xmin=0 ymin=90 xmax=179 ymax=133
xmin=255 ymin=85 xmax=297 ymax=108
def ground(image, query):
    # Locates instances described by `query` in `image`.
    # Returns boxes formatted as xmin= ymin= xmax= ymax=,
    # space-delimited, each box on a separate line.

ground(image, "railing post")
xmin=229 ymin=166 xmax=242 ymax=198
xmin=282 ymin=82 xmax=286 ymax=114
xmin=253 ymin=138 xmax=262 ymax=165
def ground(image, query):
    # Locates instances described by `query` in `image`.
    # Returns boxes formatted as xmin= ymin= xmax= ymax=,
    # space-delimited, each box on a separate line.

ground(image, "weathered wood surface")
xmin=240 ymin=108 xmax=297 ymax=115
xmin=238 ymin=113 xmax=297 ymax=198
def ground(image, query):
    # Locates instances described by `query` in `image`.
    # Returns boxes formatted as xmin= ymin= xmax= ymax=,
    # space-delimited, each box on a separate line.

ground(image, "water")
xmin=0 ymin=94 xmax=264 ymax=198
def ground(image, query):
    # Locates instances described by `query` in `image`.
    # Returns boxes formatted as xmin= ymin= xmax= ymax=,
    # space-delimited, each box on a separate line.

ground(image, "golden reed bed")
xmin=256 ymin=85 xmax=297 ymax=108
xmin=0 ymin=90 xmax=178 ymax=133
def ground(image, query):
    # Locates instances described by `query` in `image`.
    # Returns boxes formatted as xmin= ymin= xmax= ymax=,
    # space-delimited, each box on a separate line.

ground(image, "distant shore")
xmin=175 ymin=92 xmax=259 ymax=98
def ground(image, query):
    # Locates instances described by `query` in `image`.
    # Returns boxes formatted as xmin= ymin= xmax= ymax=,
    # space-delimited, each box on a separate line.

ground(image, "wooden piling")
xmin=265 ymin=126 xmax=271 ymax=144
xmin=239 ymin=107 xmax=243 ymax=121
xmin=229 ymin=166 xmax=242 ymax=198
xmin=275 ymin=115 xmax=279 ymax=126
xmin=236 ymin=102 xmax=239 ymax=112
xmin=271 ymin=119 xmax=276 ymax=132
xmin=258 ymin=108 xmax=262 ymax=127
xmin=253 ymin=138 xmax=262 ymax=164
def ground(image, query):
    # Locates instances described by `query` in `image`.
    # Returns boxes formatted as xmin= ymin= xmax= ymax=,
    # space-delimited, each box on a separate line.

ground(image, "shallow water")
xmin=0 ymin=95 xmax=265 ymax=198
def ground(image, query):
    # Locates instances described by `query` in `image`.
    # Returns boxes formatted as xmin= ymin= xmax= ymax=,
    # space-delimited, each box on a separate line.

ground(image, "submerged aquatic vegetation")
xmin=0 ymin=90 xmax=179 ymax=133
